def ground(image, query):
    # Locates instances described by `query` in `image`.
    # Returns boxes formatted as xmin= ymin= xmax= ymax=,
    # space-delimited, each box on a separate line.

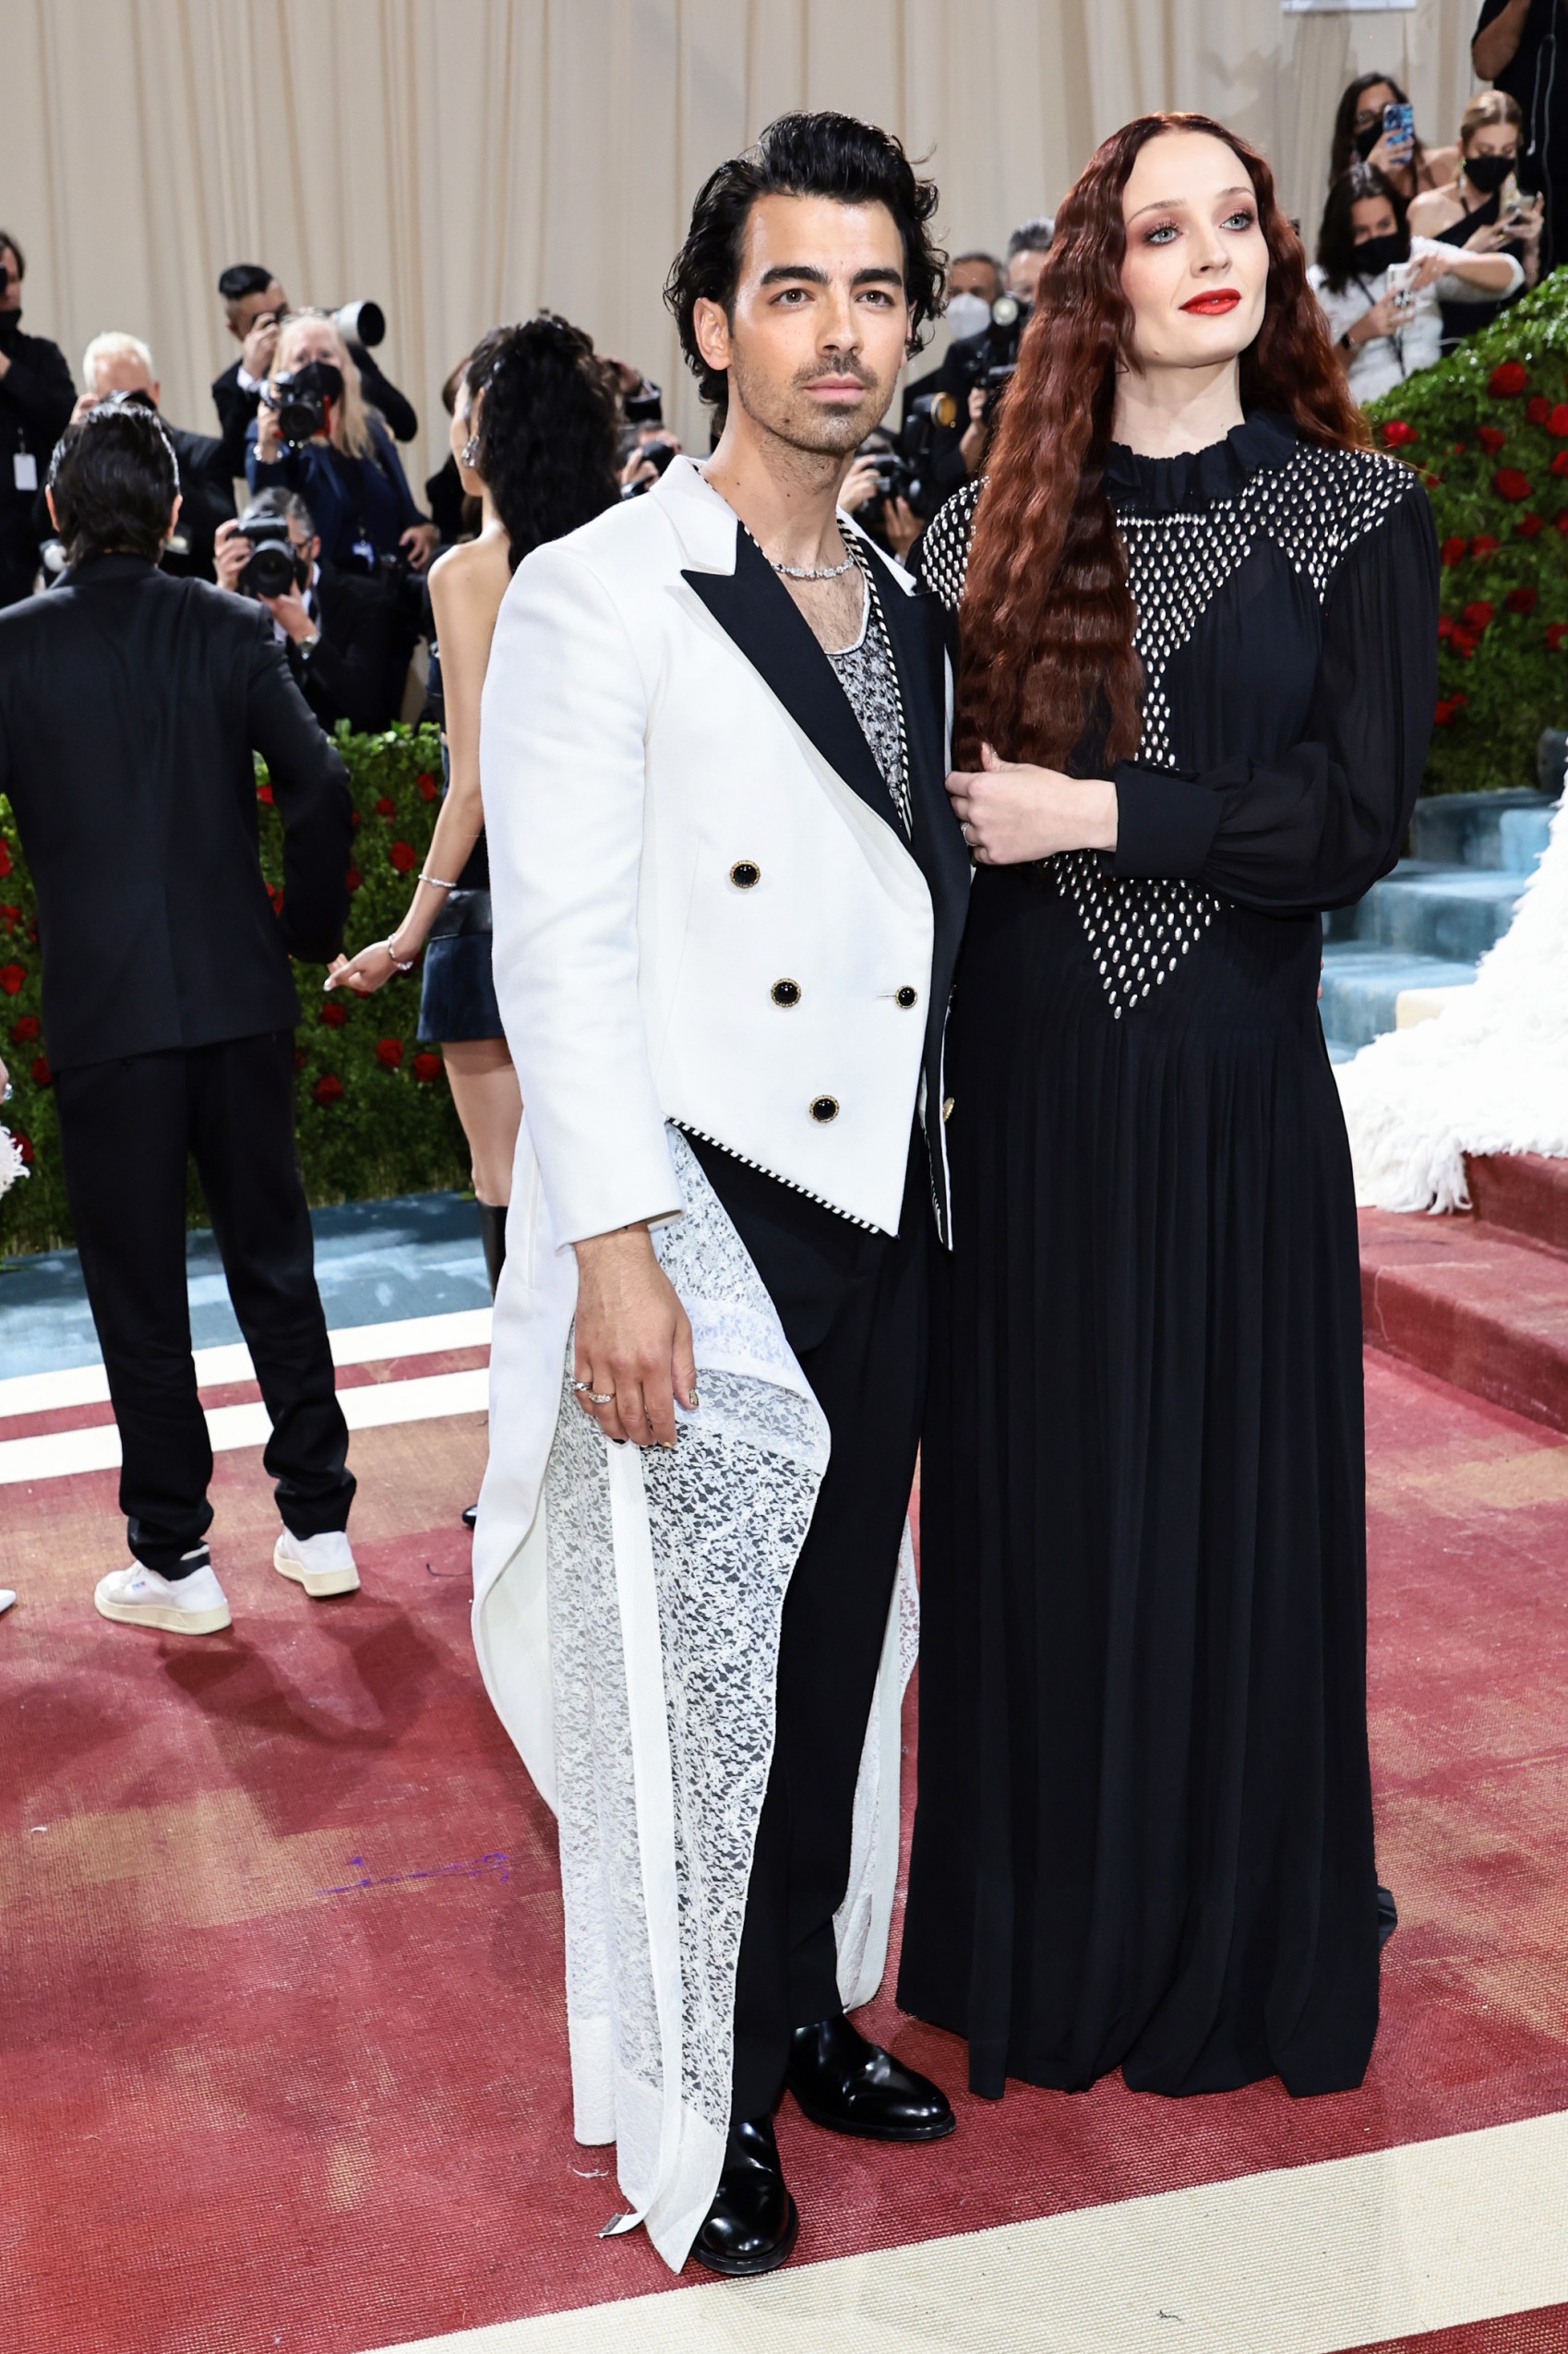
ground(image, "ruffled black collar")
xmin=1103 ymin=411 xmax=1299 ymax=517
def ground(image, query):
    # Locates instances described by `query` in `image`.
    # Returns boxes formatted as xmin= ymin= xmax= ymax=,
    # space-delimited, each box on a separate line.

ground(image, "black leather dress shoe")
xmin=690 ymin=2114 xmax=799 ymax=2276
xmin=786 ymin=2013 xmax=955 ymax=2142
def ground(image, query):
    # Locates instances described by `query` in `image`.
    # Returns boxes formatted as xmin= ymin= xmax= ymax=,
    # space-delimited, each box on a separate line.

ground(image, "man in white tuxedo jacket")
xmin=473 ymin=113 xmax=971 ymax=2276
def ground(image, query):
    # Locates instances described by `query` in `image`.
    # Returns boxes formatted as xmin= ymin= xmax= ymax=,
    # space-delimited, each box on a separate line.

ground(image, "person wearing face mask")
xmin=1328 ymin=74 xmax=1449 ymax=202
xmin=1474 ymin=0 xmax=1568 ymax=274
xmin=1410 ymin=90 xmax=1543 ymax=350
xmin=899 ymin=109 xmax=1438 ymax=2111
xmin=922 ymin=220 xmax=1058 ymax=500
xmin=0 ymin=231 xmax=75 ymax=607
xmin=1310 ymin=167 xmax=1522 ymax=403
xmin=245 ymin=311 xmax=437 ymax=575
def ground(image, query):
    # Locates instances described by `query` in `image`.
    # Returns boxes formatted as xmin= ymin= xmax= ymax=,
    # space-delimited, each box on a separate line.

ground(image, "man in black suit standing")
xmin=214 ymin=488 xmax=403 ymax=732
xmin=0 ymin=229 xmax=75 ymax=607
xmin=0 ymin=399 xmax=361 ymax=1636
xmin=211 ymin=264 xmax=418 ymax=483
xmin=74 ymin=331 xmax=234 ymax=580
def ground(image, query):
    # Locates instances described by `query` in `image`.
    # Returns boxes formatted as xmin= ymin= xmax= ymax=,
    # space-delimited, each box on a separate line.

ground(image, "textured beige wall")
xmin=4 ymin=0 xmax=1478 ymax=483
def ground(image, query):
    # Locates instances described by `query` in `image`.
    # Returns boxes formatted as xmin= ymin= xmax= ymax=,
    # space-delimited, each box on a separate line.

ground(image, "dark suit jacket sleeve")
xmin=1 ymin=337 xmax=75 ymax=445
xmin=304 ymin=575 xmax=395 ymax=733
xmin=354 ymin=350 xmax=418 ymax=443
xmin=244 ymin=618 xmax=353 ymax=961
xmin=211 ymin=363 xmax=257 ymax=482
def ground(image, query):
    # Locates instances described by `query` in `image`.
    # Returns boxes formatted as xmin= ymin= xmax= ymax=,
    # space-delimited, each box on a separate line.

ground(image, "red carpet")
xmin=4 ymin=1352 xmax=1568 ymax=2353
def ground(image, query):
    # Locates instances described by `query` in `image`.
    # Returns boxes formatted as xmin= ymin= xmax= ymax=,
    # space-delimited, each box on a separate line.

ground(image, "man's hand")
xmin=572 ymin=1224 xmax=698 ymax=1447
xmin=946 ymin=742 xmax=1119 ymax=864
xmin=959 ymin=382 xmax=989 ymax=476
xmin=401 ymin=522 xmax=439 ymax=570
xmin=882 ymin=494 xmax=920 ymax=559
xmin=69 ymin=390 xmax=101 ymax=425
xmin=262 ymin=579 xmax=317 ymax=643
xmin=213 ymin=518 xmax=250 ymax=595
xmin=242 ymin=312 xmax=281 ymax=383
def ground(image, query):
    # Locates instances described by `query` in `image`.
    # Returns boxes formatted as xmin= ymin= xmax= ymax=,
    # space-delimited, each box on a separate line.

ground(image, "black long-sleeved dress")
xmin=897 ymin=413 xmax=1438 ymax=2099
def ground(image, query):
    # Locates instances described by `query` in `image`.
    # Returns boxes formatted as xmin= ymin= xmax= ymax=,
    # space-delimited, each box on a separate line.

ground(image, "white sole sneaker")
xmin=94 ymin=1568 xmax=232 ymax=1636
xmin=273 ymin=1531 xmax=360 ymax=1599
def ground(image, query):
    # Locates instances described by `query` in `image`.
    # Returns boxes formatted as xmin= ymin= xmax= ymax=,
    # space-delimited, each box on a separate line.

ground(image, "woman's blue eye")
xmin=1225 ymin=210 xmax=1257 ymax=230
xmin=1146 ymin=223 xmax=1179 ymax=245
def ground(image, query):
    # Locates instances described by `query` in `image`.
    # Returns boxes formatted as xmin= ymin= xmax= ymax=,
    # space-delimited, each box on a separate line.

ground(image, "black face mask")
xmin=1353 ymin=122 xmax=1382 ymax=162
xmin=1464 ymin=152 xmax=1514 ymax=194
xmin=1355 ymin=231 xmax=1409 ymax=278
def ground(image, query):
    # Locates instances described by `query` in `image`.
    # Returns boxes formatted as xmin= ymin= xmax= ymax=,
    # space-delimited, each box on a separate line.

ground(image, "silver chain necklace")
xmin=743 ymin=521 xmax=856 ymax=580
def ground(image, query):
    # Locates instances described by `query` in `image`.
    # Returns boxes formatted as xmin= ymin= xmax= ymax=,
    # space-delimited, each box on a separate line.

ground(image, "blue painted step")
xmin=1410 ymin=787 xmax=1555 ymax=871
xmin=1319 ymin=941 xmax=1478 ymax=1054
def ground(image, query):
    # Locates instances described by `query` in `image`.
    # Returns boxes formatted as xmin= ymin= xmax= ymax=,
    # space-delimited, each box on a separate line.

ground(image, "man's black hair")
xmin=664 ymin=111 xmax=946 ymax=409
xmin=1006 ymin=216 xmax=1055 ymax=259
xmin=0 ymin=230 xmax=24 ymax=279
xmin=48 ymin=397 xmax=179 ymax=567
xmin=218 ymin=262 xmax=275 ymax=305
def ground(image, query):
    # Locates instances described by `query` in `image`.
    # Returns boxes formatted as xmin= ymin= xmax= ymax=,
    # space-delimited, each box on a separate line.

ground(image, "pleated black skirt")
xmin=897 ymin=861 xmax=1381 ymax=2100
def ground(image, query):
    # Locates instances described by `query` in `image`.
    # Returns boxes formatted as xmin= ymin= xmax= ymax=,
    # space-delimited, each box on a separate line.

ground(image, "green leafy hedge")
xmin=0 ymin=723 xmax=468 ymax=1257
xmin=1365 ymin=270 xmax=1568 ymax=793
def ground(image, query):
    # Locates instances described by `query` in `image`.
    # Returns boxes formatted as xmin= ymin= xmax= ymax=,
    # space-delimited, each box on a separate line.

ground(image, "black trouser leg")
xmin=477 ymin=1198 xmax=508 ymax=1297
xmin=714 ymin=1140 xmax=929 ymax=2120
xmin=54 ymin=1048 xmax=214 ymax=1575
xmin=187 ymin=1032 xmax=353 ymax=1540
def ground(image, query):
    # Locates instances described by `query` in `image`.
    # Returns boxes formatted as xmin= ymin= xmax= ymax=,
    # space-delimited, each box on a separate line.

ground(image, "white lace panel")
xmin=922 ymin=446 xmax=1415 ymax=1020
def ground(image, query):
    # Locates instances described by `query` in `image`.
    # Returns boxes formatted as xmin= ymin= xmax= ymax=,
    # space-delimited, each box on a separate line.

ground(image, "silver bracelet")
xmin=418 ymin=871 xmax=458 ymax=890
xmin=384 ymin=938 xmax=416 ymax=973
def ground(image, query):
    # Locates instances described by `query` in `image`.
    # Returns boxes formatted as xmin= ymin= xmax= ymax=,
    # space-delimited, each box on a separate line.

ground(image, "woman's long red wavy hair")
xmin=957 ymin=113 xmax=1369 ymax=773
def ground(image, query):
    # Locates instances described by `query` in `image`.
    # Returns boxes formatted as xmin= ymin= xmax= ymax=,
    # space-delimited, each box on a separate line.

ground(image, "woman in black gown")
xmin=898 ymin=114 xmax=1437 ymax=2100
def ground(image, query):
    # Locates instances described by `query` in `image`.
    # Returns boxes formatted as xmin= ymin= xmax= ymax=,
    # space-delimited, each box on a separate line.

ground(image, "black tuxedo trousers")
xmin=682 ymin=1127 xmax=928 ymax=2120
xmin=54 ymin=1031 xmax=354 ymax=1574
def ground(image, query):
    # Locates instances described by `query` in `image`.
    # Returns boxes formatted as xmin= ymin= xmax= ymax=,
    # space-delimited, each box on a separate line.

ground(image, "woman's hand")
xmin=401 ymin=522 xmax=439 ymax=570
xmin=946 ymin=744 xmax=1119 ymax=865
xmin=1405 ymin=249 xmax=1450 ymax=294
xmin=325 ymin=943 xmax=404 ymax=997
xmin=1354 ymin=290 xmax=1405 ymax=342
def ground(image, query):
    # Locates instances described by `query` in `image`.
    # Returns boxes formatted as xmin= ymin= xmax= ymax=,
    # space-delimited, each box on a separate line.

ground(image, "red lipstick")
xmin=1181 ymin=290 xmax=1241 ymax=315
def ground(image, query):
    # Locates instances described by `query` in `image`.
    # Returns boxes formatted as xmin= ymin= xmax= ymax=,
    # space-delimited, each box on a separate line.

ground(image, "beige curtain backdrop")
xmin=6 ymin=0 xmax=1478 ymax=484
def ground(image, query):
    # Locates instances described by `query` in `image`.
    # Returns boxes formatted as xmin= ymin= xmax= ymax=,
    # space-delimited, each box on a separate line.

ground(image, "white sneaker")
xmin=94 ymin=1559 xmax=232 ymax=1635
xmin=273 ymin=1527 xmax=359 ymax=1599
xmin=0 ymin=1590 xmax=15 ymax=1615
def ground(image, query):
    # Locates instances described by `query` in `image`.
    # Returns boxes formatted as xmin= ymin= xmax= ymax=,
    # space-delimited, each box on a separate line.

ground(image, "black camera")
xmin=623 ymin=375 xmax=664 ymax=426
xmin=950 ymin=293 xmax=1032 ymax=420
xmin=235 ymin=502 xmax=305 ymax=599
xmin=266 ymin=360 xmax=345 ymax=450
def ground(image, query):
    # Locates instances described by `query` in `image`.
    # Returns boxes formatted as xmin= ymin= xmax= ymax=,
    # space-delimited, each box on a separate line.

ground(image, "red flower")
xmin=413 ymin=1050 xmax=443 ymax=1084
xmin=1437 ymin=611 xmax=1454 ymax=639
xmin=375 ymin=1037 xmax=404 ymax=1068
xmin=1490 ymin=360 xmax=1529 ymax=396
xmin=1526 ymin=393 xmax=1552 ymax=425
xmin=1551 ymin=450 xmax=1568 ymax=477
xmin=1550 ymin=405 xmax=1568 ymax=438
xmin=1494 ymin=467 xmax=1533 ymax=501
xmin=351 ymin=809 xmax=361 ymax=829
xmin=1462 ymin=600 xmax=1495 ymax=632
xmin=30 ymin=1055 xmax=50 ymax=1087
xmin=345 ymin=867 xmax=362 ymax=892
xmin=294 ymin=1049 xmax=306 ymax=1072
xmin=375 ymin=795 xmax=396 ymax=817
xmin=1470 ymin=533 xmax=1501 ymax=557
xmin=1433 ymin=698 xmax=1459 ymax=727
xmin=0 ymin=842 xmax=10 ymax=878
xmin=1549 ymin=623 xmax=1568 ymax=651
xmin=1449 ymin=629 xmax=1478 ymax=660
xmin=320 ymin=1000 xmax=347 ymax=1027
xmin=312 ymin=1073 xmax=344 ymax=1106
xmin=1556 ymin=511 xmax=1568 ymax=534
xmin=1449 ymin=440 xmax=1468 ymax=456
xmin=0 ymin=906 xmax=18 ymax=932
xmin=0 ymin=963 xmax=25 ymax=996
xmin=1439 ymin=534 xmax=1467 ymax=567
xmin=257 ymin=782 xmax=274 ymax=806
xmin=11 ymin=1131 xmax=31 ymax=1165
xmin=416 ymin=772 xmax=438 ymax=802
xmin=1506 ymin=584 xmax=1539 ymax=615
xmin=389 ymin=840 xmax=417 ymax=872
xmin=1516 ymin=511 xmax=1545 ymax=538
xmin=1380 ymin=418 xmax=1418 ymax=448
xmin=8 ymin=1015 xmax=39 ymax=1042
xmin=1477 ymin=424 xmax=1507 ymax=452
xmin=268 ymin=884 xmax=284 ymax=914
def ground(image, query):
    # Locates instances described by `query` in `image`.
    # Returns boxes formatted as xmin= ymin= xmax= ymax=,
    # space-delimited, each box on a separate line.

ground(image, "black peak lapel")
xmin=682 ymin=527 xmax=895 ymax=833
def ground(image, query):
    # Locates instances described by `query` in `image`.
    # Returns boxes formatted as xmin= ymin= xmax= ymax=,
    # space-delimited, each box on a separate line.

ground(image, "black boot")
xmin=689 ymin=2114 xmax=798 ymax=2277
xmin=463 ymin=1202 xmax=509 ymax=1531
xmin=786 ymin=2012 xmax=954 ymax=2142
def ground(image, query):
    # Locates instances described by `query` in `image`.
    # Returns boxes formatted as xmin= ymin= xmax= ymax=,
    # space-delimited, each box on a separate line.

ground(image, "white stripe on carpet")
xmin=363 ymin=2108 xmax=1568 ymax=2354
xmin=0 ymin=1307 xmax=492 ymax=1420
xmin=0 ymin=1366 xmax=490 ymax=1484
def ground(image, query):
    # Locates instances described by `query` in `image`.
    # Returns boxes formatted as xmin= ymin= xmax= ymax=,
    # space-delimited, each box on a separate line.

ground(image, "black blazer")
xmin=163 ymin=421 xmax=236 ymax=580
xmin=0 ymin=555 xmax=352 ymax=1071
xmin=288 ymin=558 xmax=402 ymax=733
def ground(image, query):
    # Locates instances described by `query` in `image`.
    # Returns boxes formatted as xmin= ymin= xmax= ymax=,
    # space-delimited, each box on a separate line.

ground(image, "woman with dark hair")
xmin=1328 ymin=72 xmax=1445 ymax=199
xmin=897 ymin=114 xmax=1438 ymax=2104
xmin=1310 ymin=166 xmax=1521 ymax=402
xmin=329 ymin=317 xmax=619 ymax=1339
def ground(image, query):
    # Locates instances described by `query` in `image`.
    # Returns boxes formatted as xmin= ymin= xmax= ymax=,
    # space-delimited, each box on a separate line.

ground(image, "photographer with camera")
xmin=1311 ymin=166 xmax=1522 ymax=402
xmin=74 ymin=332 xmax=233 ymax=580
xmin=213 ymin=264 xmax=419 ymax=483
xmin=0 ymin=396 xmax=358 ymax=1635
xmin=840 ymin=432 xmax=922 ymax=561
xmin=0 ymin=230 xmax=75 ymax=607
xmin=245 ymin=311 xmax=437 ymax=578
xmin=215 ymin=487 xmax=402 ymax=733
xmin=920 ymin=216 xmax=1056 ymax=501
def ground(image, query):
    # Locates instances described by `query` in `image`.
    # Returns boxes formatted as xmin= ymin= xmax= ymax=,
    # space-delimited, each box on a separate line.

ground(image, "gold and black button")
xmin=809 ymin=1096 xmax=840 ymax=1123
xmin=941 ymin=1097 xmax=955 ymax=1122
xmin=771 ymin=979 xmax=802 ymax=1008
xmin=729 ymin=860 xmax=760 ymax=890
xmin=894 ymin=985 xmax=919 ymax=1009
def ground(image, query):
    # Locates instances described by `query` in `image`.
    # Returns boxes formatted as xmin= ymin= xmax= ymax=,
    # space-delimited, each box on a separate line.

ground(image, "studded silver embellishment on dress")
xmin=921 ymin=446 xmax=1415 ymax=1018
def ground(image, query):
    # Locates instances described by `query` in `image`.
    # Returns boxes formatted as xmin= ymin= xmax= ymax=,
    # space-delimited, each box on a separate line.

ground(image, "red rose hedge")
xmin=1 ymin=723 xmax=466 ymax=1254
xmin=1366 ymin=270 xmax=1568 ymax=790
